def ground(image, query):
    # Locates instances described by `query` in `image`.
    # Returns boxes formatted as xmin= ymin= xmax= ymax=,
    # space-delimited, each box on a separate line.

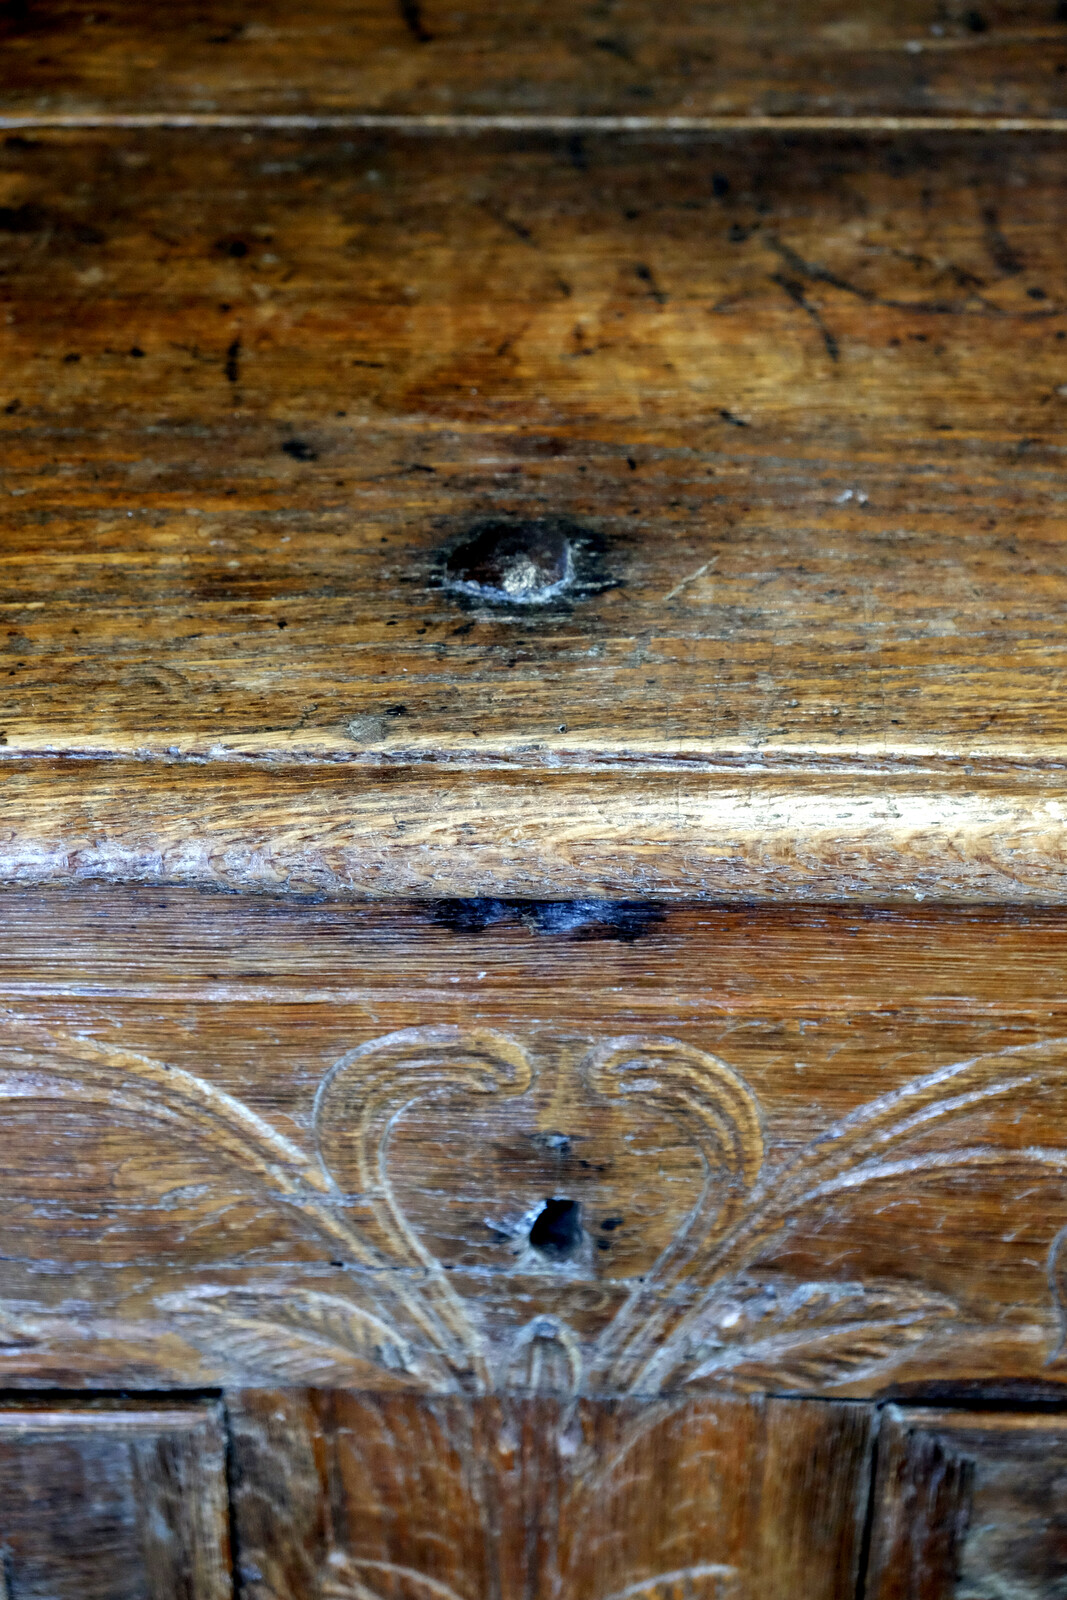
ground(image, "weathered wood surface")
xmin=228 ymin=1390 xmax=873 ymax=1600
xmin=1 ymin=129 xmax=1067 ymax=897
xmin=3 ymin=1 xmax=1067 ymax=123
xmin=867 ymin=1405 xmax=1067 ymax=1598
xmin=0 ymin=887 xmax=1065 ymax=1393
xmin=0 ymin=1398 xmax=231 ymax=1599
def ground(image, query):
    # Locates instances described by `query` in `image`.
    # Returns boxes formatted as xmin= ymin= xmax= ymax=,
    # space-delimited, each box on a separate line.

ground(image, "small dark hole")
xmin=282 ymin=439 xmax=318 ymax=462
xmin=445 ymin=519 xmax=573 ymax=605
xmin=529 ymin=1198 xmax=582 ymax=1259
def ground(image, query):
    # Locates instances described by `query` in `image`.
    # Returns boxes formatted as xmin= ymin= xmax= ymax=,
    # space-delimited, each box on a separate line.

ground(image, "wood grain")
xmin=0 ymin=888 xmax=1065 ymax=1393
xmin=0 ymin=1398 xmax=231 ymax=1599
xmin=3 ymin=1 xmax=1067 ymax=123
xmin=866 ymin=1406 xmax=1067 ymax=1598
xmin=1 ymin=129 xmax=1067 ymax=895
xmin=228 ymin=1390 xmax=873 ymax=1600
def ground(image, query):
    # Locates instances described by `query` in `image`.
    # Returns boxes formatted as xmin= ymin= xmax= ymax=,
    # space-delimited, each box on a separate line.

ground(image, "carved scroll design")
xmin=2 ymin=1024 xmax=1067 ymax=1397
xmin=320 ymin=1557 xmax=738 ymax=1600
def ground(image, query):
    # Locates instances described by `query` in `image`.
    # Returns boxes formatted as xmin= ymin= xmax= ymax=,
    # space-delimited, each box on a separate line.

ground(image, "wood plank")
xmin=0 ymin=887 xmax=1066 ymax=1391
xmin=866 ymin=1406 xmax=1067 ymax=1598
xmin=0 ymin=1399 xmax=231 ymax=1599
xmin=228 ymin=1391 xmax=873 ymax=1600
xmin=1 ymin=128 xmax=1067 ymax=896
xmin=3 ymin=1 xmax=1067 ymax=123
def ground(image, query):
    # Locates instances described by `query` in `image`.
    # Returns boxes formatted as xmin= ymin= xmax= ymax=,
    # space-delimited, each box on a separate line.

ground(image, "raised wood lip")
xmin=3 ymin=113 xmax=1067 ymax=133
xmin=3 ymin=759 xmax=1067 ymax=902
xmin=1 ymin=743 xmax=1066 ymax=777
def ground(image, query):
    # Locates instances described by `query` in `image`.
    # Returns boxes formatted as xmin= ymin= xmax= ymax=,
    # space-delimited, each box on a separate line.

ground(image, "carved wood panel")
xmin=228 ymin=1390 xmax=873 ymax=1600
xmin=2 ymin=891 xmax=1067 ymax=1396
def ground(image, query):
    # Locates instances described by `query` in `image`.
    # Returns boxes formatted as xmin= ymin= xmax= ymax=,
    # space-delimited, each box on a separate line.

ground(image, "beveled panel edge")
xmin=1 ymin=761 xmax=1066 ymax=901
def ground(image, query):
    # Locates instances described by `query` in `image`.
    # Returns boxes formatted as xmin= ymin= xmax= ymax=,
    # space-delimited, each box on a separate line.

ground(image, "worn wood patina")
xmin=2 ymin=4 xmax=1067 ymax=1596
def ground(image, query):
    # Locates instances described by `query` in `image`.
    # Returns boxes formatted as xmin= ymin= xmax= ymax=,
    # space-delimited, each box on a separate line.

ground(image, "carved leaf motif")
xmin=314 ymin=1025 xmax=535 ymax=1390
xmin=626 ymin=1037 xmax=1067 ymax=1394
xmin=315 ymin=1024 xmax=534 ymax=1215
xmin=0 ymin=1027 xmax=327 ymax=1196
xmin=157 ymin=1286 xmax=452 ymax=1388
xmin=677 ymin=1276 xmax=957 ymax=1392
xmin=502 ymin=1316 xmax=583 ymax=1396
xmin=595 ymin=1568 xmax=739 ymax=1600
xmin=321 ymin=1558 xmax=468 ymax=1600
xmin=583 ymin=1037 xmax=764 ymax=1386
xmin=3 ymin=1021 xmax=1067 ymax=1395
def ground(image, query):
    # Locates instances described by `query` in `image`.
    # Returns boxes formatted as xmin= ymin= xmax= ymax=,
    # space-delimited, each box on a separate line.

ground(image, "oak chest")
xmin=4 ymin=3 xmax=1067 ymax=1595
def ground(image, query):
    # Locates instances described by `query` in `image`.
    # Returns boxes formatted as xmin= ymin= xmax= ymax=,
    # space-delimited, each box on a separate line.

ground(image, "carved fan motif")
xmin=0 ymin=1023 xmax=1065 ymax=1395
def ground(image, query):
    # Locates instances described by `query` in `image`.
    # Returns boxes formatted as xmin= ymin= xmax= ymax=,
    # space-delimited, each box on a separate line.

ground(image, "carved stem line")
xmin=617 ymin=1045 xmax=1067 ymax=1393
xmin=583 ymin=1040 xmax=764 ymax=1383
xmin=316 ymin=1029 xmax=536 ymax=1389
xmin=0 ymin=1037 xmax=469 ymax=1372
xmin=628 ymin=1143 xmax=1067 ymax=1395
xmin=596 ymin=1565 xmax=738 ymax=1600
xmin=323 ymin=1561 xmax=468 ymax=1600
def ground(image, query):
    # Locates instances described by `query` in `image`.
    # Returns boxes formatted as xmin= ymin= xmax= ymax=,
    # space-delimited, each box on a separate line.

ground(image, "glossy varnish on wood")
xmin=4 ymin=0 xmax=1067 ymax=122
xmin=1 ymin=129 xmax=1067 ymax=895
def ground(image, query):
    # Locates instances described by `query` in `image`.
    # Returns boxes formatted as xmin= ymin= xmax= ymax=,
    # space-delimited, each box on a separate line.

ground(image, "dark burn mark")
xmin=430 ymin=899 xmax=666 ymax=943
xmin=964 ymin=8 xmax=988 ymax=29
xmin=398 ymin=0 xmax=433 ymax=41
xmin=719 ymin=408 xmax=749 ymax=427
xmin=712 ymin=174 xmax=730 ymax=198
xmin=282 ymin=438 xmax=318 ymax=461
xmin=529 ymin=1199 xmax=583 ymax=1260
xmin=216 ymin=237 xmax=249 ymax=258
xmin=433 ymin=516 xmax=616 ymax=611
xmin=600 ymin=1216 xmax=624 ymax=1231
xmin=225 ymin=339 xmax=241 ymax=383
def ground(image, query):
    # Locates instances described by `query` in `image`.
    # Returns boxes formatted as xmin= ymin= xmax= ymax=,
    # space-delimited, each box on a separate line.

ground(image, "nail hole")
xmin=444 ymin=518 xmax=574 ymax=605
xmin=529 ymin=1198 xmax=583 ymax=1259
